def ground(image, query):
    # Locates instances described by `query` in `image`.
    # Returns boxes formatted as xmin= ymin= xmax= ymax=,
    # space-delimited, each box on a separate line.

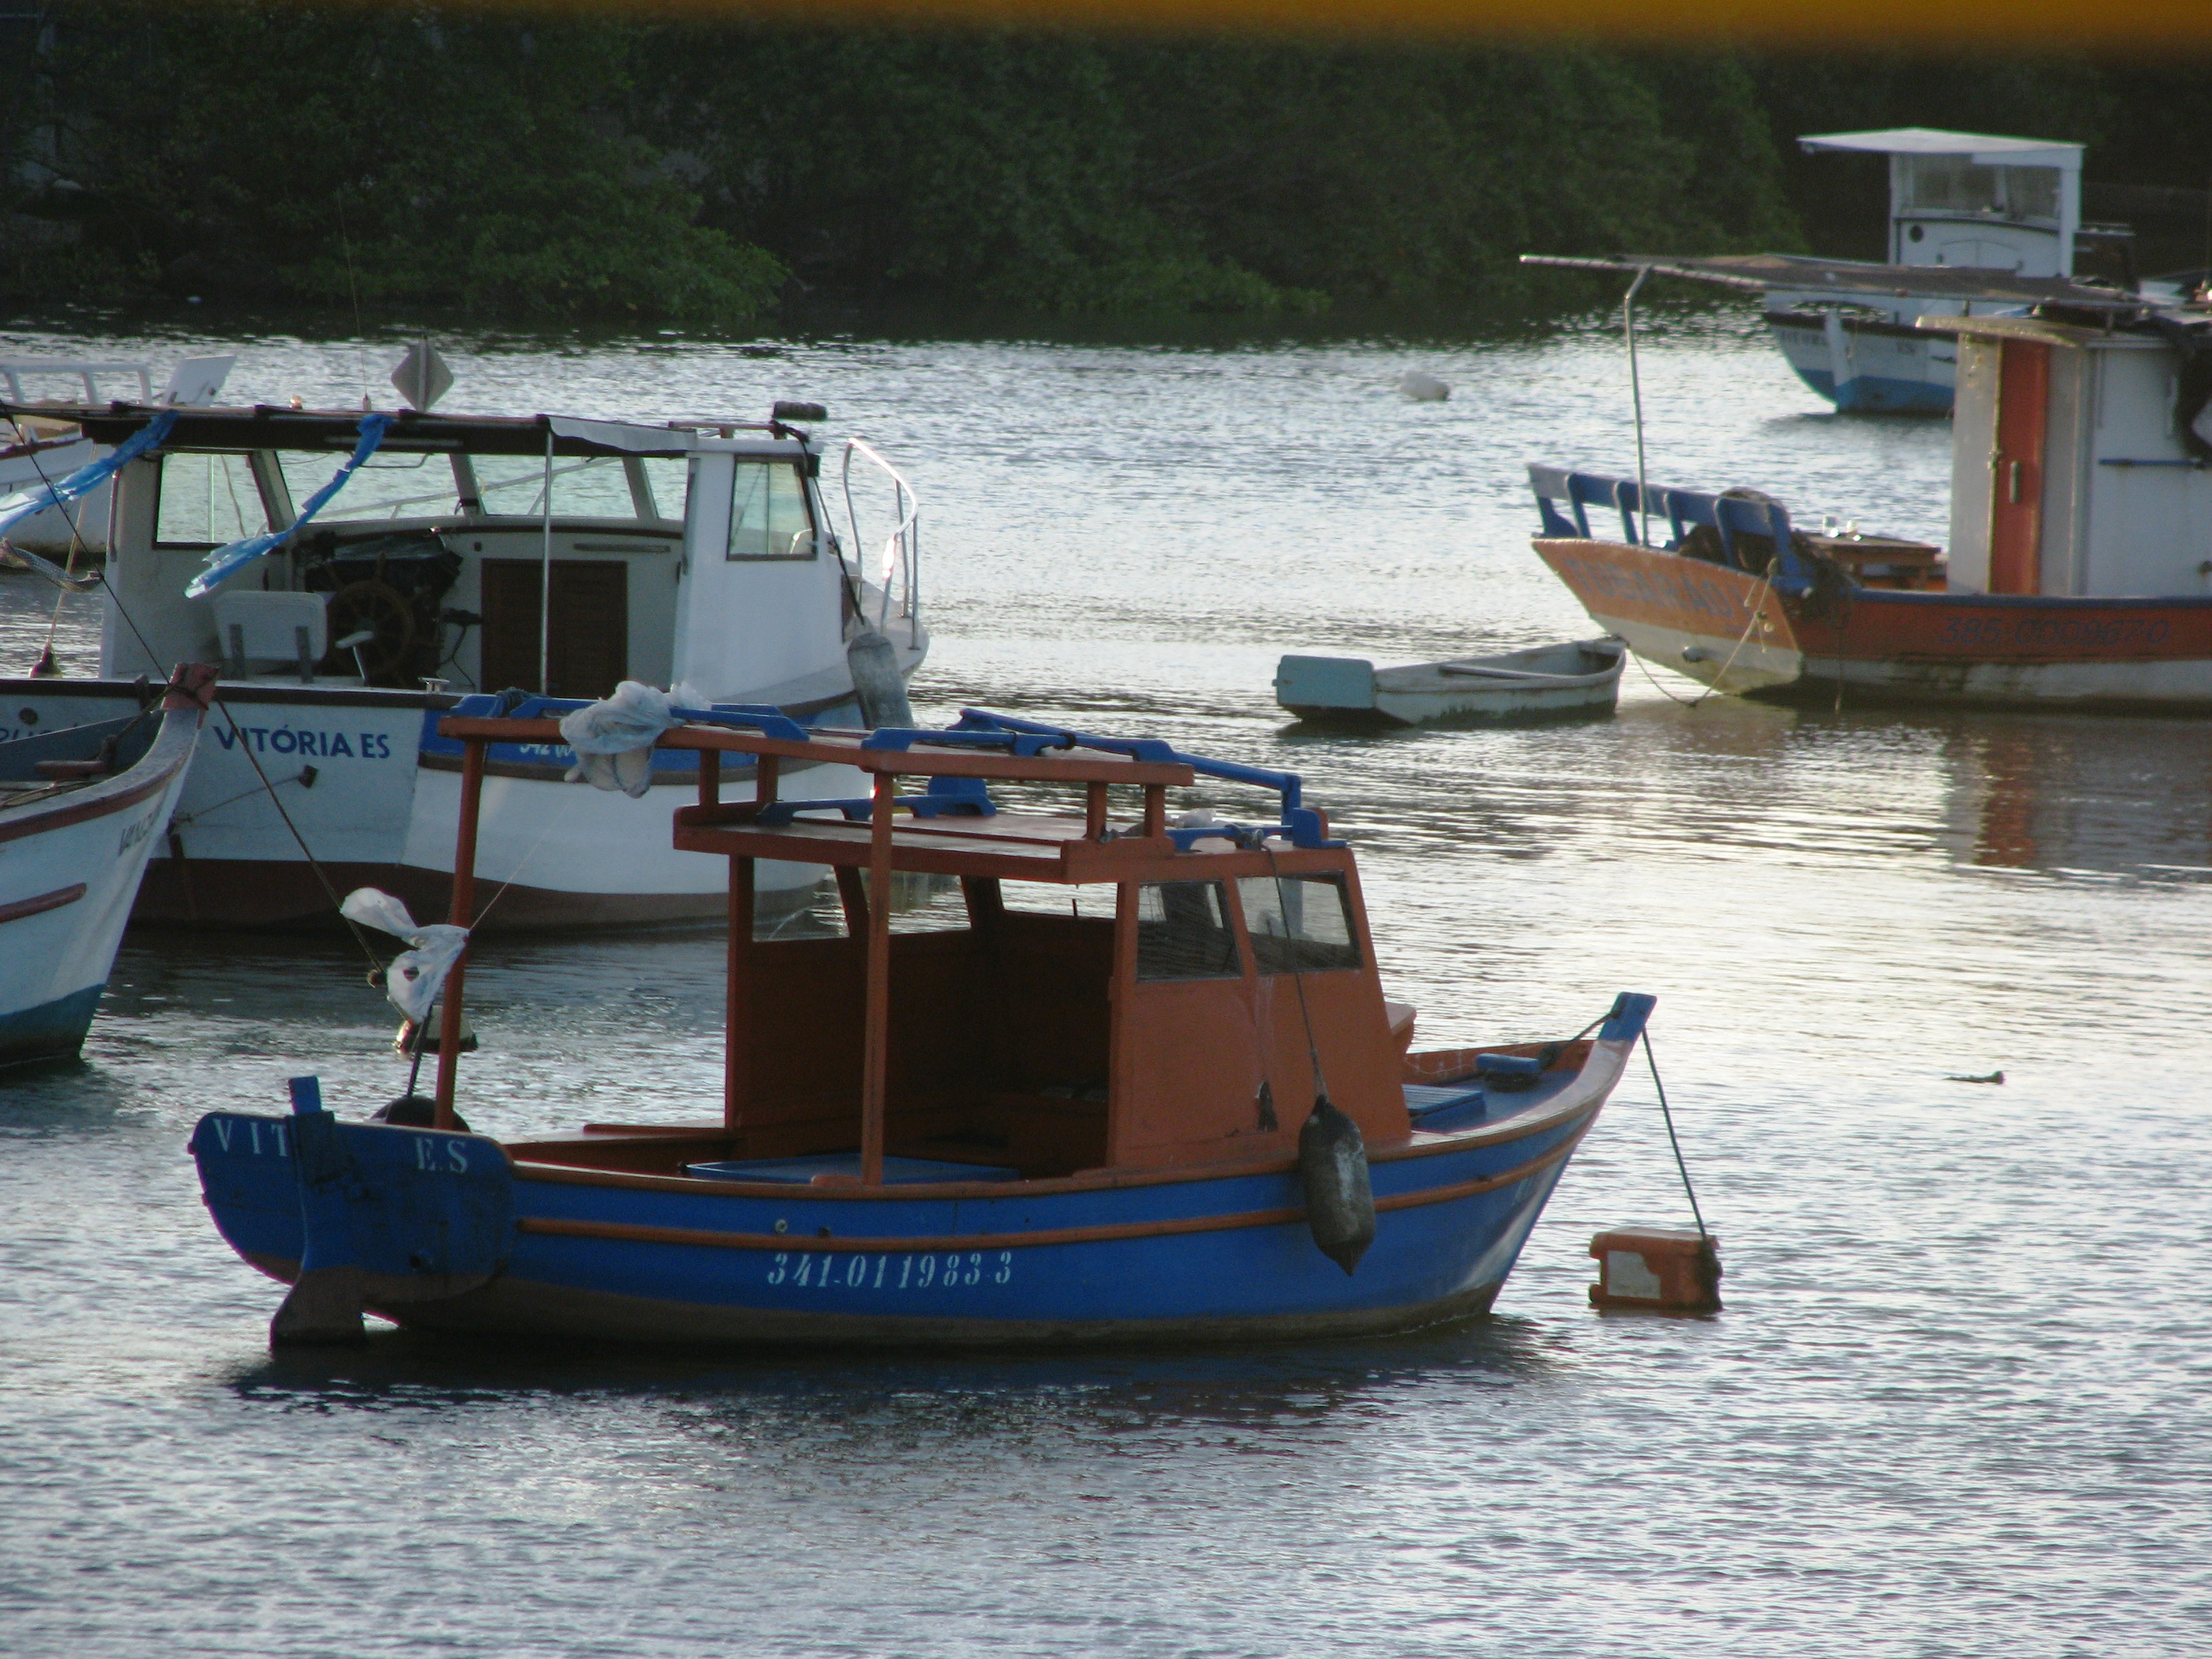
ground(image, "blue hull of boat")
xmin=191 ymin=1084 xmax=1606 ymax=1345
xmin=1786 ymin=364 xmax=1955 ymax=416
xmin=0 ymin=983 xmax=105 ymax=1068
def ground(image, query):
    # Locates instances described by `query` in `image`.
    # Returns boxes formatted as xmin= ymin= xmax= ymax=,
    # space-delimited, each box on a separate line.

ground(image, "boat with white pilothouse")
xmin=0 ymin=375 xmax=928 ymax=928
xmin=1528 ymin=128 xmax=2159 ymax=415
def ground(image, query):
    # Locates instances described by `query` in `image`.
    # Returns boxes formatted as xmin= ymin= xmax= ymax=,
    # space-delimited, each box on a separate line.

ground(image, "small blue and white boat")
xmin=0 ymin=664 xmax=212 ymax=1066
xmin=190 ymin=705 xmax=1654 ymax=1348
xmin=1276 ymin=637 xmax=1624 ymax=726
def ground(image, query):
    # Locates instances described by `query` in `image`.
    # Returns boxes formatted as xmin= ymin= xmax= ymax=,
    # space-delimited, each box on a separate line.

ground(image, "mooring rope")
xmin=94 ymin=569 xmax=388 ymax=976
xmin=1261 ymin=842 xmax=1329 ymax=1104
xmin=1640 ymin=1029 xmax=1709 ymax=1240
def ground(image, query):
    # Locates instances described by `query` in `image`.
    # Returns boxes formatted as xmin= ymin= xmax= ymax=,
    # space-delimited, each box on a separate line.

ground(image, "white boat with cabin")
xmin=1761 ymin=129 xmax=2099 ymax=413
xmin=0 ymin=398 xmax=927 ymax=927
xmin=1528 ymin=129 xmax=2142 ymax=416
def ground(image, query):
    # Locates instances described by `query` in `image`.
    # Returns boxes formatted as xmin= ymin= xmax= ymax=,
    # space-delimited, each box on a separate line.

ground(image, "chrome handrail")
xmin=838 ymin=438 xmax=920 ymax=633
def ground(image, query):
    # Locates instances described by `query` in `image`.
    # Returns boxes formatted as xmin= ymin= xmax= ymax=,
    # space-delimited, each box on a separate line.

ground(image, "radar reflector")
xmin=391 ymin=341 xmax=453 ymax=411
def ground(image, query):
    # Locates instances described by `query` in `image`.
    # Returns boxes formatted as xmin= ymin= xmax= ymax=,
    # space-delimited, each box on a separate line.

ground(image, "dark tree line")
xmin=3 ymin=4 xmax=2207 ymax=324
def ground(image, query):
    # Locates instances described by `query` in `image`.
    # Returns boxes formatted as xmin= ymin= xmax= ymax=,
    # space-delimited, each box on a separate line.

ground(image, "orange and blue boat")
xmin=190 ymin=705 xmax=1653 ymax=1348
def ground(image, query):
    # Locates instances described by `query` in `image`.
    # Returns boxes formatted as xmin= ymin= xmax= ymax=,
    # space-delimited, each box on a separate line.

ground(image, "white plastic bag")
xmin=341 ymin=886 xmax=471 ymax=1022
xmin=556 ymin=680 xmax=698 ymax=798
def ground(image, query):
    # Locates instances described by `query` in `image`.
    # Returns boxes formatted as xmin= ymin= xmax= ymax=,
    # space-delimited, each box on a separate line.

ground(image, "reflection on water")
xmin=4 ymin=313 xmax=2211 ymax=1657
xmin=1938 ymin=716 xmax=2212 ymax=876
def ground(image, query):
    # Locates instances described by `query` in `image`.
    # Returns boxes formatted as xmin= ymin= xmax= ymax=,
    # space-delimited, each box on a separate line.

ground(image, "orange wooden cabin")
xmin=432 ymin=708 xmax=1411 ymax=1181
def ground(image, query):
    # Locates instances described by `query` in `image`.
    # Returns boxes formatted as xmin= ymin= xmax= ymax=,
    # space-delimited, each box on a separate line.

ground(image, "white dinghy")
xmin=1275 ymin=636 xmax=1624 ymax=726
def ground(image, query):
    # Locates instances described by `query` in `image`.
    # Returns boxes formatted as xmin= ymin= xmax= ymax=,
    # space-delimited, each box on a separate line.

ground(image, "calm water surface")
xmin=3 ymin=312 xmax=2208 ymax=1656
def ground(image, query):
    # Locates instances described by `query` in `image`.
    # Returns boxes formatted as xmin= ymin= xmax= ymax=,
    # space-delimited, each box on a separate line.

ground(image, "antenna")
xmin=336 ymin=197 xmax=369 ymax=406
xmin=1624 ymin=266 xmax=1652 ymax=547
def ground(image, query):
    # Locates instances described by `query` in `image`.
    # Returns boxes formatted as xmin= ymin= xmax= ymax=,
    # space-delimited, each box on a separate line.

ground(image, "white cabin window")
xmin=469 ymin=453 xmax=682 ymax=525
xmin=630 ymin=457 xmax=688 ymax=524
xmin=727 ymin=460 xmax=815 ymax=560
xmin=279 ymin=449 xmax=462 ymax=525
xmin=154 ymin=451 xmax=270 ymax=547
xmin=1902 ymin=157 xmax=2060 ymax=224
xmin=1235 ymin=874 xmax=1361 ymax=974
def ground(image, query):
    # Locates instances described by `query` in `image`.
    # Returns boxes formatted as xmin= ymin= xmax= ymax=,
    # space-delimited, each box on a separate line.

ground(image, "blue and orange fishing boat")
xmin=190 ymin=705 xmax=1654 ymax=1347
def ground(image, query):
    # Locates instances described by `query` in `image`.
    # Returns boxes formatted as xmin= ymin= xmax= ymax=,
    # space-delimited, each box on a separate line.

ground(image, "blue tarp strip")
xmin=0 ymin=411 xmax=180 ymax=588
xmin=184 ymin=413 xmax=391 ymax=598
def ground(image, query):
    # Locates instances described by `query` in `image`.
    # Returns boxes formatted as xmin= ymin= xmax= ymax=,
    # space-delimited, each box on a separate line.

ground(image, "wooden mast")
xmin=707 ymin=747 xmax=755 ymax=1139
xmin=433 ymin=735 xmax=487 ymax=1130
xmin=726 ymin=854 xmax=754 ymax=1136
xmin=859 ymin=768 xmax=895 ymax=1185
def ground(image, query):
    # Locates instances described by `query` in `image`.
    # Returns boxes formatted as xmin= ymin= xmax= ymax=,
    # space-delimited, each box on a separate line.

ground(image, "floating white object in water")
xmin=1397 ymin=371 xmax=1450 ymax=402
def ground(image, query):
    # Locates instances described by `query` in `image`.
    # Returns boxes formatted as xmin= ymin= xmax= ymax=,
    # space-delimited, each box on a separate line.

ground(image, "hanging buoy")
xmin=847 ymin=628 xmax=915 ymax=731
xmin=1588 ymin=1227 xmax=1723 ymax=1313
xmin=1298 ymin=1092 xmax=1375 ymax=1274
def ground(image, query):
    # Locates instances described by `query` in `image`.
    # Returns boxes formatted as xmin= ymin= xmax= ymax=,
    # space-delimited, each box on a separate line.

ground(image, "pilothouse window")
xmin=1134 ymin=882 xmax=1242 ymax=981
xmin=727 ymin=460 xmax=814 ymax=560
xmin=470 ymin=453 xmax=663 ymax=522
xmin=1901 ymin=157 xmax=2060 ymax=224
xmin=279 ymin=449 xmax=462 ymax=524
xmin=1236 ymin=874 xmax=1361 ymax=974
xmin=155 ymin=452 xmax=270 ymax=547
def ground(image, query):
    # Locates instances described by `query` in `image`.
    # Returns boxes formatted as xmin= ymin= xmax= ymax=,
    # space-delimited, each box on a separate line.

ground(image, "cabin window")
xmin=1134 ymin=881 xmax=1242 ymax=981
xmin=628 ymin=457 xmax=688 ymax=524
xmin=1236 ymin=874 xmax=1361 ymax=974
xmin=279 ymin=449 xmax=462 ymax=525
xmin=154 ymin=452 xmax=270 ymax=547
xmin=727 ymin=460 xmax=815 ymax=560
xmin=467 ymin=453 xmax=634 ymax=521
xmin=1900 ymin=157 xmax=2060 ymax=224
xmin=466 ymin=453 xmax=684 ymax=525
xmin=1000 ymin=880 xmax=1095 ymax=916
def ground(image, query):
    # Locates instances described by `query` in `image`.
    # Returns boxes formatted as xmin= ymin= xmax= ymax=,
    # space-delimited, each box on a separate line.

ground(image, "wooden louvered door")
xmin=479 ymin=559 xmax=628 ymax=698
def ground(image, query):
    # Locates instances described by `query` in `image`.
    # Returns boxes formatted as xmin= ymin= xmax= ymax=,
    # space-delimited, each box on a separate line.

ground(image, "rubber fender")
xmin=848 ymin=629 xmax=915 ymax=731
xmin=1298 ymin=1091 xmax=1375 ymax=1275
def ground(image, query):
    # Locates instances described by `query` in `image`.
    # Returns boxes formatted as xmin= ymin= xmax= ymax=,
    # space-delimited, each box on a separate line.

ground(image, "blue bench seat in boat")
xmin=681 ymin=1153 xmax=1023 ymax=1185
xmin=1403 ymin=1082 xmax=1488 ymax=1132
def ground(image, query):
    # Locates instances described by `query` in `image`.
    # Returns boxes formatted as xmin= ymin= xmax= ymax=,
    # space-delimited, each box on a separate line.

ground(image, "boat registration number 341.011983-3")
xmin=766 ymin=1250 xmax=1017 ymax=1290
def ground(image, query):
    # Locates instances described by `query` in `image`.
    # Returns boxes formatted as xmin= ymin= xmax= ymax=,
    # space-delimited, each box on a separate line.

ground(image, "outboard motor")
xmin=1298 ymin=1091 xmax=1376 ymax=1274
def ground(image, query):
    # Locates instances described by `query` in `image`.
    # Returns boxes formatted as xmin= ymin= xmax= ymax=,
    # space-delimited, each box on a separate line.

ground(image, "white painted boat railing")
xmin=837 ymin=438 xmax=920 ymax=632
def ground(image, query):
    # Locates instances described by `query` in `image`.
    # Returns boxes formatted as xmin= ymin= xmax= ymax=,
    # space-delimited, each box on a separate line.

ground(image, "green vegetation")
xmin=3 ymin=7 xmax=2207 ymax=326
